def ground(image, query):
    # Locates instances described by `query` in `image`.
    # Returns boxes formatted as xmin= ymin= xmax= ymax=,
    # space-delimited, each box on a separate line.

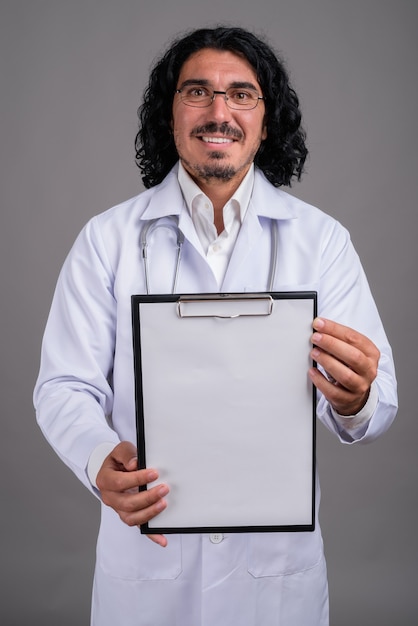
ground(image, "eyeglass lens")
xmin=177 ymin=85 xmax=262 ymax=110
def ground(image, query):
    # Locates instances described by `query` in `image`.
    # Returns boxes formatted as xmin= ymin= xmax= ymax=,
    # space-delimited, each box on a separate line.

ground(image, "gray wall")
xmin=1 ymin=1 xmax=417 ymax=624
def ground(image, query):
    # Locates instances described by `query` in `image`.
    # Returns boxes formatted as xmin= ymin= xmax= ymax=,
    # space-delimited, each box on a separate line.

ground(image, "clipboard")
xmin=131 ymin=292 xmax=317 ymax=534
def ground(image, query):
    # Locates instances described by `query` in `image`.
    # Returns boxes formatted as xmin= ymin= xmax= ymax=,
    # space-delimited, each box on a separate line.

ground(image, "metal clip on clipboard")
xmin=177 ymin=294 xmax=274 ymax=319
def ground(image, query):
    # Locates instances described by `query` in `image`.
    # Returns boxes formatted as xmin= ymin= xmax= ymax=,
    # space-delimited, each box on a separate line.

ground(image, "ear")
xmin=261 ymin=117 xmax=267 ymax=141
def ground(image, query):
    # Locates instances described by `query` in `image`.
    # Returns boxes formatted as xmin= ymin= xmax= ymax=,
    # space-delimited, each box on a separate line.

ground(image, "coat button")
xmin=209 ymin=533 xmax=224 ymax=544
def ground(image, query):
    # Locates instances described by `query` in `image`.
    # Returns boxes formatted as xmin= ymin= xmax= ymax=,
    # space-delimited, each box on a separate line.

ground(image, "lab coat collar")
xmin=139 ymin=162 xmax=298 ymax=222
xmin=251 ymin=168 xmax=299 ymax=221
xmin=139 ymin=163 xmax=184 ymax=220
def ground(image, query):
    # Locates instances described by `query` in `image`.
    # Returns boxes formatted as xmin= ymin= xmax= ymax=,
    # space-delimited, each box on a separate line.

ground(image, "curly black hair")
xmin=135 ymin=26 xmax=308 ymax=189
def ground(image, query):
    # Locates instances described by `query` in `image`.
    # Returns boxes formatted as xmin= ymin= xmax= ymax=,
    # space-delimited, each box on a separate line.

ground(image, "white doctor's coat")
xmin=34 ymin=165 xmax=397 ymax=626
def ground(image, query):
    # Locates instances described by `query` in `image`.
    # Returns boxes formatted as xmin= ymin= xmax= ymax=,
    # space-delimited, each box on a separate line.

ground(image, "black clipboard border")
xmin=131 ymin=291 xmax=317 ymax=534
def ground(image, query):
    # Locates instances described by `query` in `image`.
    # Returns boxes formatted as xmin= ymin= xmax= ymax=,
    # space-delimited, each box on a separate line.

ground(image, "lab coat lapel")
xmin=221 ymin=170 xmax=297 ymax=291
xmin=140 ymin=168 xmax=183 ymax=221
xmin=141 ymin=166 xmax=208 ymax=258
xmin=250 ymin=168 xmax=299 ymax=221
xmin=178 ymin=210 xmax=220 ymax=292
xmin=221 ymin=205 xmax=263 ymax=291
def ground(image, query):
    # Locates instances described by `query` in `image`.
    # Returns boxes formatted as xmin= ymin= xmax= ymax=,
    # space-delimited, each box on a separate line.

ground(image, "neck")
xmin=187 ymin=167 xmax=250 ymax=234
xmin=199 ymin=180 xmax=239 ymax=233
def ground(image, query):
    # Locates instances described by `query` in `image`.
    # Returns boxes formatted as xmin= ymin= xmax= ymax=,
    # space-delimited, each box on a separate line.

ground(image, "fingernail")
xmin=146 ymin=469 xmax=158 ymax=481
xmin=312 ymin=333 xmax=322 ymax=343
xmin=314 ymin=318 xmax=325 ymax=329
xmin=158 ymin=485 xmax=169 ymax=497
xmin=156 ymin=499 xmax=167 ymax=512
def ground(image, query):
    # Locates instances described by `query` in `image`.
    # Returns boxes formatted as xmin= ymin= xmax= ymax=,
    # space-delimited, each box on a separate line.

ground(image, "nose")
xmin=209 ymin=91 xmax=232 ymax=120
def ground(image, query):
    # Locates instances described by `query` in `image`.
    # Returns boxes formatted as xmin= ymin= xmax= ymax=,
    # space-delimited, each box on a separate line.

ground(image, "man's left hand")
xmin=309 ymin=317 xmax=380 ymax=416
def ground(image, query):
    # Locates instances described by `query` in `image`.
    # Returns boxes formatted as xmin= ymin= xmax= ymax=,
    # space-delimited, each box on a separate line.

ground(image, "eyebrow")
xmin=178 ymin=78 xmax=260 ymax=92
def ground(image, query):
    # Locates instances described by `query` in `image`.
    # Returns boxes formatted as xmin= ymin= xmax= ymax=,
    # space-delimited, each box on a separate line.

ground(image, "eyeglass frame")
xmin=174 ymin=84 xmax=265 ymax=111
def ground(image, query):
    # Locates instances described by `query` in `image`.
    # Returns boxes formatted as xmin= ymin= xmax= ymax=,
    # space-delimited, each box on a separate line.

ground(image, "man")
xmin=34 ymin=26 xmax=397 ymax=626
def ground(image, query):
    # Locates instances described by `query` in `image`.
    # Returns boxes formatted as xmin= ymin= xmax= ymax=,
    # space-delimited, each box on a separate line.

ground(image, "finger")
xmin=109 ymin=441 xmax=138 ymax=471
xmin=146 ymin=534 xmax=168 ymax=548
xmin=309 ymin=366 xmax=353 ymax=396
xmin=311 ymin=333 xmax=362 ymax=373
xmin=120 ymin=486 xmax=169 ymax=526
xmin=309 ymin=366 xmax=370 ymax=416
xmin=97 ymin=466 xmax=159 ymax=493
xmin=311 ymin=332 xmax=378 ymax=381
xmin=311 ymin=344 xmax=370 ymax=392
xmin=102 ymin=483 xmax=169 ymax=526
xmin=312 ymin=318 xmax=380 ymax=360
xmin=310 ymin=352 xmax=365 ymax=394
xmin=120 ymin=496 xmax=168 ymax=527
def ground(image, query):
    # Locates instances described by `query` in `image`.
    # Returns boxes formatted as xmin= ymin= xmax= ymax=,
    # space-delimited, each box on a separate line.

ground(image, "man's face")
xmin=171 ymin=48 xmax=267 ymax=189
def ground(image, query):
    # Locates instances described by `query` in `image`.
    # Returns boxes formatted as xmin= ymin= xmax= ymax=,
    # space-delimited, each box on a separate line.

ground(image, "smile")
xmin=200 ymin=136 xmax=235 ymax=144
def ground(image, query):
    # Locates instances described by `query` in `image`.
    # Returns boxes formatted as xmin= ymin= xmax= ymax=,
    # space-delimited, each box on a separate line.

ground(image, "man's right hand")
xmin=96 ymin=441 xmax=169 ymax=547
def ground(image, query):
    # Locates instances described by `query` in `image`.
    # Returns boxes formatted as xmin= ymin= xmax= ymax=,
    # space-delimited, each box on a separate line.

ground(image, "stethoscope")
xmin=140 ymin=215 xmax=278 ymax=294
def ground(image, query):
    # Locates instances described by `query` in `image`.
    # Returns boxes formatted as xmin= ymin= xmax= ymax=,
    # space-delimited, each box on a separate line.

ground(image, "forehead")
xmin=177 ymin=48 xmax=260 ymax=88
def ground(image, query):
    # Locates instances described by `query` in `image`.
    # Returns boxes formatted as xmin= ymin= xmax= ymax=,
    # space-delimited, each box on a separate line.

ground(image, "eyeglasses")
xmin=175 ymin=84 xmax=264 ymax=110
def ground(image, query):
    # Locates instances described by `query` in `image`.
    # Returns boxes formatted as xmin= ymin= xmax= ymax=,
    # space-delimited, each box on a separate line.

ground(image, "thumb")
xmin=111 ymin=441 xmax=138 ymax=471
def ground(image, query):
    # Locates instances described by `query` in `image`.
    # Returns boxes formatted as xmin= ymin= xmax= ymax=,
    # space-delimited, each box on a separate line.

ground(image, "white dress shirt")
xmin=177 ymin=161 xmax=254 ymax=286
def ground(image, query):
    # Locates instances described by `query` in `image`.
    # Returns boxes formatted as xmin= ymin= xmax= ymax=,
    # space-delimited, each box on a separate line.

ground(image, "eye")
xmin=227 ymin=87 xmax=258 ymax=109
xmin=186 ymin=86 xmax=210 ymax=98
xmin=232 ymin=91 xmax=252 ymax=102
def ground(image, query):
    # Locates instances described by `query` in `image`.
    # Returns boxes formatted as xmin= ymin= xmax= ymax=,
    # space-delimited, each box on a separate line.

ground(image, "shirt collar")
xmin=138 ymin=161 xmax=298 ymax=222
xmin=177 ymin=161 xmax=255 ymax=224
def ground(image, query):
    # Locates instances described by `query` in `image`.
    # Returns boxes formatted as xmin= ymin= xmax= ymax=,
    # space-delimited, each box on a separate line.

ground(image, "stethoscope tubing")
xmin=140 ymin=216 xmax=185 ymax=294
xmin=140 ymin=216 xmax=278 ymax=294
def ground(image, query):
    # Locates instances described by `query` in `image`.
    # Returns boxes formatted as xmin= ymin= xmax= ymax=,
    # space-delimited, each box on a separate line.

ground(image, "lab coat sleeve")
xmin=33 ymin=217 xmax=121 ymax=492
xmin=314 ymin=220 xmax=398 ymax=444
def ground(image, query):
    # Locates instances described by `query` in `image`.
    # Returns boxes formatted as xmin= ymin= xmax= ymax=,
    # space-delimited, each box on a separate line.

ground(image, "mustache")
xmin=191 ymin=122 xmax=243 ymax=140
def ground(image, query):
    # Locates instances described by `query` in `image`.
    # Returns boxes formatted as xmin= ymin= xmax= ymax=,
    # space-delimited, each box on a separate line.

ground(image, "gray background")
xmin=1 ymin=1 xmax=417 ymax=624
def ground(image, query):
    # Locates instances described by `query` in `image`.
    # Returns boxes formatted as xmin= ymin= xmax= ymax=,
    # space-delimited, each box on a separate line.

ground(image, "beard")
xmin=182 ymin=122 xmax=243 ymax=182
xmin=190 ymin=152 xmax=237 ymax=182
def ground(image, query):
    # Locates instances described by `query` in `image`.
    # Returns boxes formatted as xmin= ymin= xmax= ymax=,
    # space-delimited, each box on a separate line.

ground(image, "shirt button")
xmin=209 ymin=533 xmax=224 ymax=544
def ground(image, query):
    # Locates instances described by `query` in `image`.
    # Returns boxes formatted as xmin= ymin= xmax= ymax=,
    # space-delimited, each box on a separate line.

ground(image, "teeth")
xmin=201 ymin=136 xmax=233 ymax=144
